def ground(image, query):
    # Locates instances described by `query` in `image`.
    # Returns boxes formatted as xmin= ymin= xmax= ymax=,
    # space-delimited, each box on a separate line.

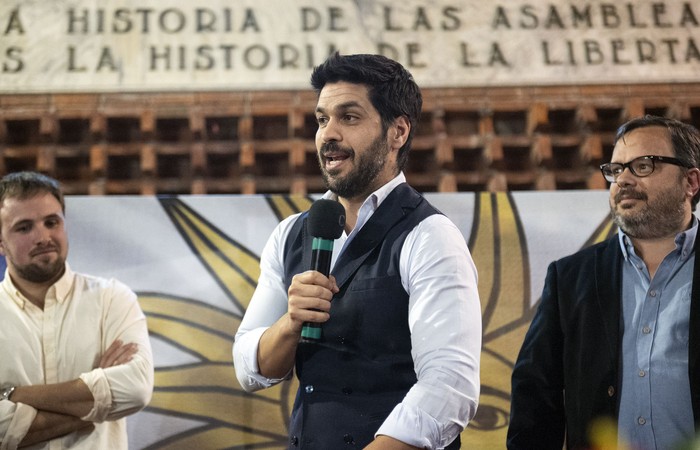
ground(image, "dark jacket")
xmin=507 ymin=235 xmax=700 ymax=449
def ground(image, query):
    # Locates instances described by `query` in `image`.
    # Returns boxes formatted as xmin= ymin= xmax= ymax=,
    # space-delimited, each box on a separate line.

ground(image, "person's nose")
xmin=319 ymin=118 xmax=342 ymax=143
xmin=614 ymin=165 xmax=636 ymax=187
xmin=34 ymin=225 xmax=52 ymax=246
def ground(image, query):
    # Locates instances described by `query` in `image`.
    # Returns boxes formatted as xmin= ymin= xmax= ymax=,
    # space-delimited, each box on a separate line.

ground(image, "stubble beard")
xmin=610 ymin=183 xmax=688 ymax=239
xmin=13 ymin=255 xmax=66 ymax=284
xmin=319 ymin=134 xmax=389 ymax=200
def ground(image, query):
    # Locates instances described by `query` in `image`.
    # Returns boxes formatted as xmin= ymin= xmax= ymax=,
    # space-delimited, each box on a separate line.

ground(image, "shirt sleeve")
xmin=376 ymin=214 xmax=482 ymax=449
xmin=0 ymin=402 xmax=37 ymax=450
xmin=233 ymin=214 xmax=301 ymax=392
xmin=79 ymin=279 xmax=154 ymax=422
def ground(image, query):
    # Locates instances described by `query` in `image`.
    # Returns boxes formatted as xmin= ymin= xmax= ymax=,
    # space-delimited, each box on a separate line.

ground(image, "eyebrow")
xmin=315 ymin=101 xmax=364 ymax=114
xmin=10 ymin=213 xmax=63 ymax=228
xmin=9 ymin=218 xmax=33 ymax=230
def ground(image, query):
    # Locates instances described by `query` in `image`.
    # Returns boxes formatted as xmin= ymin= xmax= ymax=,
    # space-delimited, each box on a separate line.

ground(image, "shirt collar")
xmin=321 ymin=172 xmax=406 ymax=211
xmin=618 ymin=216 xmax=698 ymax=261
xmin=1 ymin=263 xmax=74 ymax=309
xmin=322 ymin=173 xmax=406 ymax=240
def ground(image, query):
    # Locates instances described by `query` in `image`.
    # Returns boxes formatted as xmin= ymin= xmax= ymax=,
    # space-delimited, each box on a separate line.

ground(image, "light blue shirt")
xmin=617 ymin=219 xmax=697 ymax=450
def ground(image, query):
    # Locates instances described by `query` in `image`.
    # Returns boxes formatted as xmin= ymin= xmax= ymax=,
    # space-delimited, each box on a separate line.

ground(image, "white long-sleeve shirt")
xmin=233 ymin=174 xmax=481 ymax=449
xmin=0 ymin=264 xmax=154 ymax=450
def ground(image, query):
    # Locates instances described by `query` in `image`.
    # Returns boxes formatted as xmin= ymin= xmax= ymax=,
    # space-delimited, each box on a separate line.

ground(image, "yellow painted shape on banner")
xmin=268 ymin=194 xmax=314 ymax=220
xmin=140 ymin=195 xmax=308 ymax=448
xmin=140 ymin=294 xmax=238 ymax=336
xmin=149 ymin=391 xmax=286 ymax=428
xmin=483 ymin=192 xmax=526 ymax=334
xmin=166 ymin=201 xmax=259 ymax=309
xmin=154 ymin=363 xmax=292 ymax=402
xmin=155 ymin=364 xmax=238 ymax=388
xmin=591 ymin=216 xmax=617 ymax=245
xmin=139 ymin=290 xmax=296 ymax=447
xmin=472 ymin=192 xmax=496 ymax=319
xmin=148 ymin=427 xmax=281 ymax=450
xmin=462 ymin=192 xmax=530 ymax=447
xmin=147 ymin=316 xmax=233 ymax=363
xmin=148 ymin=390 xmax=289 ymax=448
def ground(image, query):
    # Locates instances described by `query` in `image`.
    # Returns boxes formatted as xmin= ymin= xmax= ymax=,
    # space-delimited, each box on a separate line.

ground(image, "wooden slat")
xmin=0 ymin=87 xmax=698 ymax=194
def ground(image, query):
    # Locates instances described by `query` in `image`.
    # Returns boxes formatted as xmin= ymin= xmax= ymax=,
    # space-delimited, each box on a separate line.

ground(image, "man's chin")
xmin=322 ymin=172 xmax=344 ymax=190
xmin=20 ymin=263 xmax=65 ymax=284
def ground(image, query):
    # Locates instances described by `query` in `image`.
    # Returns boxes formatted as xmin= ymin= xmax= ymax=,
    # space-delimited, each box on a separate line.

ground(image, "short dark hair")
xmin=0 ymin=171 xmax=65 ymax=213
xmin=615 ymin=115 xmax=700 ymax=209
xmin=310 ymin=52 xmax=423 ymax=172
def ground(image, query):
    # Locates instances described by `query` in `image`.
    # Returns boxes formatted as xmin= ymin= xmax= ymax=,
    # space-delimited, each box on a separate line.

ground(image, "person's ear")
xmin=389 ymin=116 xmax=410 ymax=151
xmin=686 ymin=167 xmax=700 ymax=201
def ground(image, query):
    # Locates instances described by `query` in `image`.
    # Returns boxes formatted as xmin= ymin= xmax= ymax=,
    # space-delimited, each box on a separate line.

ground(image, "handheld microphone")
xmin=300 ymin=199 xmax=346 ymax=342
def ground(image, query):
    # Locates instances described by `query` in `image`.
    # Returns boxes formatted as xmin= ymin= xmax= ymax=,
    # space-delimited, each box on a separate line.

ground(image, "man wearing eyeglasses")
xmin=507 ymin=115 xmax=700 ymax=450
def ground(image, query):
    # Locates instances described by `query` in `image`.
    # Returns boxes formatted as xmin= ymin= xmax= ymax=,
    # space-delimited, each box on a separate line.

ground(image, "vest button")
xmin=607 ymin=386 xmax=615 ymax=397
xmin=304 ymin=385 xmax=314 ymax=394
xmin=290 ymin=435 xmax=299 ymax=446
xmin=343 ymin=433 xmax=355 ymax=444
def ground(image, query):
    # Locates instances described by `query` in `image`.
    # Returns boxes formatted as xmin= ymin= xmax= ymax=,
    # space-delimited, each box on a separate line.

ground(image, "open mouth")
xmin=324 ymin=151 xmax=351 ymax=169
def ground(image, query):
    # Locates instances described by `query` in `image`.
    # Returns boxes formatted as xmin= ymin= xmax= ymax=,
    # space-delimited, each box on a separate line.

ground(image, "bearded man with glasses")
xmin=508 ymin=115 xmax=700 ymax=450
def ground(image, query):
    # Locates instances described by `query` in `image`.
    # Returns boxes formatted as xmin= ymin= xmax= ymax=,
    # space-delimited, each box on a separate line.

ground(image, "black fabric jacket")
xmin=508 ymin=236 xmax=700 ymax=449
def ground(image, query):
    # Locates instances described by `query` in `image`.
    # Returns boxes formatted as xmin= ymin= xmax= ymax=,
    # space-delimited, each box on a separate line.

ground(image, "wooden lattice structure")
xmin=2 ymin=83 xmax=700 ymax=195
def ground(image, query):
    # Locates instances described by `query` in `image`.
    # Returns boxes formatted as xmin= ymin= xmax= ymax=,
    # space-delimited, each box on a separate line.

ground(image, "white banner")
xmin=1 ymin=0 xmax=699 ymax=93
xmin=26 ymin=190 xmax=614 ymax=448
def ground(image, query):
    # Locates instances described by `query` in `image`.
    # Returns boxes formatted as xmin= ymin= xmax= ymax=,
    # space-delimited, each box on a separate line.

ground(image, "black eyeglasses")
xmin=599 ymin=155 xmax=692 ymax=183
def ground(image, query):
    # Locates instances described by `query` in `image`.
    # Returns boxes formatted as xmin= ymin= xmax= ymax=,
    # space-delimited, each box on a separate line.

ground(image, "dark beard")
xmin=319 ymin=135 xmax=389 ymax=200
xmin=16 ymin=260 xmax=65 ymax=284
xmin=611 ymin=184 xmax=687 ymax=239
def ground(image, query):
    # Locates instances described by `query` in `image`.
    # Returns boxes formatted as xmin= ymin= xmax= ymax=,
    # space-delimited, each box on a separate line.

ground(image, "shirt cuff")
xmin=79 ymin=368 xmax=112 ymax=422
xmin=0 ymin=403 xmax=38 ymax=450
xmin=375 ymin=402 xmax=440 ymax=449
xmin=233 ymin=327 xmax=291 ymax=391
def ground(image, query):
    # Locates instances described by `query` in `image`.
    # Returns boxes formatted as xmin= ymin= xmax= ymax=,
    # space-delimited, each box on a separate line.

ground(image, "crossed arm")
xmin=9 ymin=340 xmax=138 ymax=448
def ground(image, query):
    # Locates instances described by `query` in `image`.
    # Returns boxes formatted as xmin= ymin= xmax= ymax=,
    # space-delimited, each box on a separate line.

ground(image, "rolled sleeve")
xmin=377 ymin=379 xmax=479 ymax=449
xmin=82 ymin=279 xmax=154 ymax=422
xmin=376 ymin=402 xmax=439 ymax=449
xmin=233 ymin=327 xmax=291 ymax=392
xmin=0 ymin=402 xmax=38 ymax=450
xmin=233 ymin=215 xmax=299 ymax=392
xmin=98 ymin=339 xmax=154 ymax=421
xmin=78 ymin=368 xmax=112 ymax=422
xmin=379 ymin=215 xmax=481 ymax=449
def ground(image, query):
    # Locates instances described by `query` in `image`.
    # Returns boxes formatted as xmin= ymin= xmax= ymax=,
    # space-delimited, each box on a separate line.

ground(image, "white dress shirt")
xmin=233 ymin=174 xmax=482 ymax=449
xmin=0 ymin=264 xmax=154 ymax=450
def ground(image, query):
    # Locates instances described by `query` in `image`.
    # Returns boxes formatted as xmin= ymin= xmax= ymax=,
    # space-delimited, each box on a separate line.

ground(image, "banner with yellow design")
xmin=60 ymin=190 xmax=612 ymax=449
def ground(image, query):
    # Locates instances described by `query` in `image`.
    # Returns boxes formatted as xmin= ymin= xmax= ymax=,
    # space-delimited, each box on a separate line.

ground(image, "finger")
xmin=99 ymin=341 xmax=138 ymax=368
xmin=289 ymin=281 xmax=335 ymax=304
xmin=110 ymin=343 xmax=138 ymax=364
xmin=294 ymin=270 xmax=336 ymax=291
xmin=98 ymin=340 xmax=123 ymax=367
xmin=328 ymin=275 xmax=340 ymax=294
xmin=288 ymin=305 xmax=330 ymax=325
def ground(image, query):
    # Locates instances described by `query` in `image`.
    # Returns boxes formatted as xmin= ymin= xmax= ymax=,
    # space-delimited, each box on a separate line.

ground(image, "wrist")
xmin=0 ymin=385 xmax=16 ymax=402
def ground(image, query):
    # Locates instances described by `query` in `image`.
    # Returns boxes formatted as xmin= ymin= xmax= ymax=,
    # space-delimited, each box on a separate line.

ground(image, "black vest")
xmin=282 ymin=184 xmax=457 ymax=449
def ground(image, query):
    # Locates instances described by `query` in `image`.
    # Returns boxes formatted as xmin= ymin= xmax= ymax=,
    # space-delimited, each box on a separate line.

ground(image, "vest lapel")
xmin=331 ymin=184 xmax=421 ymax=288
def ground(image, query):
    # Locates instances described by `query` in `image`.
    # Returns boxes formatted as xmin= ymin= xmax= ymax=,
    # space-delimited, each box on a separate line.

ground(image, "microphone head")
xmin=308 ymin=199 xmax=346 ymax=240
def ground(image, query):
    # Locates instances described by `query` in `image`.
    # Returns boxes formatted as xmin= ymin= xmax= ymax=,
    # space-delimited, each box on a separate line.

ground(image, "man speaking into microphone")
xmin=233 ymin=53 xmax=482 ymax=450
